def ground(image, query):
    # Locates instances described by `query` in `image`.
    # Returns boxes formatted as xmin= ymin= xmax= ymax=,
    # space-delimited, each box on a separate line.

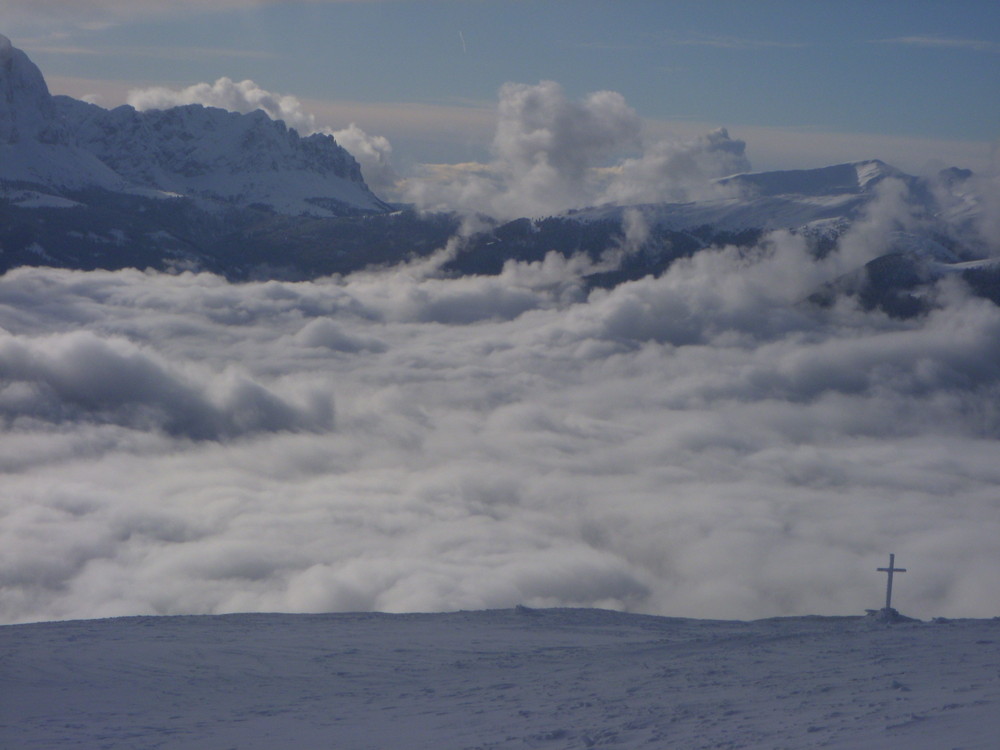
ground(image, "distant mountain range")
xmin=1 ymin=34 xmax=997 ymax=315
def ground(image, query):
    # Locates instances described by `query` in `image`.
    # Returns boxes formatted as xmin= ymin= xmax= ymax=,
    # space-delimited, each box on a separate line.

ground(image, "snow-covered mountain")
xmin=0 ymin=34 xmax=56 ymax=144
xmin=0 ymin=35 xmax=132 ymax=194
xmin=567 ymin=158 xmax=958 ymax=239
xmin=2 ymin=33 xmax=997 ymax=311
xmin=52 ymin=96 xmax=390 ymax=216
xmin=445 ymin=157 xmax=997 ymax=315
xmin=0 ymin=34 xmax=389 ymax=216
xmin=3 ymin=608 xmax=999 ymax=749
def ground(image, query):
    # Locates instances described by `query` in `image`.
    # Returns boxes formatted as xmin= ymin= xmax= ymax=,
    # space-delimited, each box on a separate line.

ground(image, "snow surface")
xmin=724 ymin=161 xmax=906 ymax=199
xmin=2 ymin=608 xmax=998 ymax=749
xmin=2 ymin=188 xmax=82 ymax=209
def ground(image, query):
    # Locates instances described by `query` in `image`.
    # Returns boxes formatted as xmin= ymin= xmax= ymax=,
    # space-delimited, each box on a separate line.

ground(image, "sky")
xmin=5 ymin=0 xmax=1000 ymax=178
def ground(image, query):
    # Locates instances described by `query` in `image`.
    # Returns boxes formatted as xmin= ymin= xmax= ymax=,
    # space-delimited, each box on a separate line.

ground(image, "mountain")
xmin=3 ymin=608 xmax=999 ymax=749
xmin=0 ymin=34 xmax=388 ymax=225
xmin=566 ymin=159 xmax=912 ymax=233
xmin=446 ymin=159 xmax=997 ymax=308
xmin=0 ymin=34 xmax=56 ymax=144
xmin=553 ymin=160 xmax=902 ymax=222
xmin=445 ymin=158 xmax=1000 ymax=315
xmin=0 ymin=35 xmax=130 ymax=193
xmin=2 ymin=34 xmax=997 ymax=313
xmin=51 ymin=95 xmax=390 ymax=216
xmin=0 ymin=32 xmax=399 ymax=275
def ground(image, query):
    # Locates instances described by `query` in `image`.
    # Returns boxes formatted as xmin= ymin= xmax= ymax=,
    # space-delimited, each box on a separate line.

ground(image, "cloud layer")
xmin=2 ymin=224 xmax=999 ymax=624
xmin=6 ymin=1 xmax=350 ymax=26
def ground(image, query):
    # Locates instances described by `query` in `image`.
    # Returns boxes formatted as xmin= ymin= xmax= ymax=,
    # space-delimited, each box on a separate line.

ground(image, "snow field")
xmin=2 ymin=608 xmax=999 ymax=749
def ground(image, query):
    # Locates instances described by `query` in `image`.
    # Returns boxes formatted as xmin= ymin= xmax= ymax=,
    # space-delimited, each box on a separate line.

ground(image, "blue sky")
xmin=6 ymin=0 xmax=1000 ymax=173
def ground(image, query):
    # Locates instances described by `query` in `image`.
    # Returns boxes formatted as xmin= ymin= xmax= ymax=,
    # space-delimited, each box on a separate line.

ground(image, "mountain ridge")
xmin=0 ymin=34 xmax=389 ymax=217
xmin=2 ymin=34 xmax=997 ymax=315
xmin=722 ymin=159 xmax=907 ymax=197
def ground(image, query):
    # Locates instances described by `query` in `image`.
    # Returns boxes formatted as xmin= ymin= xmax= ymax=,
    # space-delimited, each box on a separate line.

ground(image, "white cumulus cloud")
xmin=402 ymin=81 xmax=750 ymax=218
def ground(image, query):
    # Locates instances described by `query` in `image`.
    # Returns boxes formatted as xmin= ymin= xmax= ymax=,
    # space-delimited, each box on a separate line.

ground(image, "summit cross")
xmin=877 ymin=553 xmax=906 ymax=610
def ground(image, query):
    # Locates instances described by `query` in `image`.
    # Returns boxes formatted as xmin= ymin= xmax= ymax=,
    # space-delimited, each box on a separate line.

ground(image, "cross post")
xmin=877 ymin=553 xmax=906 ymax=610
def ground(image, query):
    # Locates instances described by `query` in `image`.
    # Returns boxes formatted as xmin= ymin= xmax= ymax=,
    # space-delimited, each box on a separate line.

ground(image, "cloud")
xmin=402 ymin=81 xmax=748 ymax=218
xmin=599 ymin=127 xmax=751 ymax=205
xmin=876 ymin=36 xmax=1000 ymax=54
xmin=667 ymin=33 xmax=808 ymax=50
xmin=327 ymin=123 xmax=397 ymax=195
xmin=0 ymin=328 xmax=334 ymax=440
xmin=21 ymin=41 xmax=277 ymax=62
xmin=829 ymin=176 xmax=923 ymax=271
xmin=967 ymin=172 xmax=1000 ymax=253
xmin=492 ymin=82 xmax=641 ymax=189
xmin=421 ymin=79 xmax=642 ymax=217
xmin=128 ymin=77 xmax=319 ymax=133
xmin=2 ymin=224 xmax=999 ymax=624
xmin=127 ymin=78 xmax=399 ymax=193
xmin=5 ymin=0 xmax=376 ymax=26
xmin=44 ymin=71 xmax=995 ymax=180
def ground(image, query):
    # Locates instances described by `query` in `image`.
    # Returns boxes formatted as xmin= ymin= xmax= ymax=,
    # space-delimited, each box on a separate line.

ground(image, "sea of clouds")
xmin=3 ymin=213 xmax=1000 ymax=624
xmin=3 ymin=75 xmax=998 ymax=625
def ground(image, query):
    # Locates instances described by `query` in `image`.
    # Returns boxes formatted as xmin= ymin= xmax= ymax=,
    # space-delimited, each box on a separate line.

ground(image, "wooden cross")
xmin=877 ymin=553 xmax=906 ymax=610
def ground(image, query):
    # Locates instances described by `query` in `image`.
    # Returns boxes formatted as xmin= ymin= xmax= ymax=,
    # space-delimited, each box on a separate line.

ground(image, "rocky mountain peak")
xmin=0 ymin=34 xmax=388 ymax=216
xmin=0 ymin=33 xmax=57 ymax=144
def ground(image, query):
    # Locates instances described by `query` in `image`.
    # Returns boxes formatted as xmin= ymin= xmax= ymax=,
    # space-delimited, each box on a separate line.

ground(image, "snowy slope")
xmin=2 ymin=608 xmax=998 ymax=749
xmin=0 ymin=34 xmax=389 ymax=217
xmin=722 ymin=160 xmax=908 ymax=197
